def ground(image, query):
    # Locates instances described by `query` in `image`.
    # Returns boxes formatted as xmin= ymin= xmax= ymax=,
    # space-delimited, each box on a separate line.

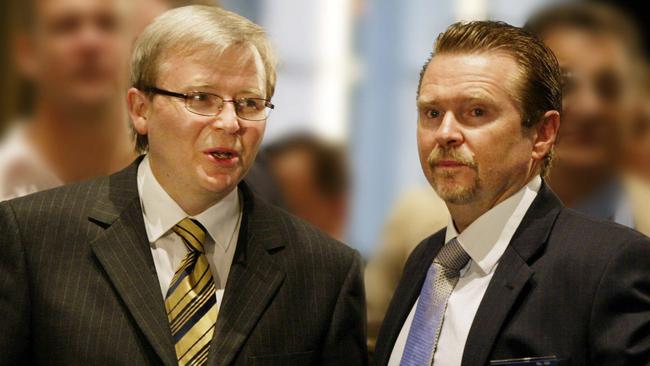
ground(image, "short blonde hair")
xmin=130 ymin=5 xmax=277 ymax=152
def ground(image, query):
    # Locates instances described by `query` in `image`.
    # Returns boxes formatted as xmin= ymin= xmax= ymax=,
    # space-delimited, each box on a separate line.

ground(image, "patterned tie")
xmin=166 ymin=218 xmax=218 ymax=366
xmin=400 ymin=238 xmax=470 ymax=366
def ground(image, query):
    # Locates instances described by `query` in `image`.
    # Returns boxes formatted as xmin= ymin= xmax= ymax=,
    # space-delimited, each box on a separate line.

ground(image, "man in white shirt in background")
xmin=374 ymin=20 xmax=650 ymax=366
xmin=0 ymin=0 xmax=137 ymax=200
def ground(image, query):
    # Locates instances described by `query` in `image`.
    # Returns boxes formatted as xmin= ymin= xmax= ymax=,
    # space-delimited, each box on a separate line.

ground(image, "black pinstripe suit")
xmin=0 ymin=158 xmax=367 ymax=366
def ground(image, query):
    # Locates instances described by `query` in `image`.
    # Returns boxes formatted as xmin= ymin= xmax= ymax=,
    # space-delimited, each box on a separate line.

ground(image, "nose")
xmin=434 ymin=111 xmax=464 ymax=148
xmin=210 ymin=101 xmax=241 ymax=134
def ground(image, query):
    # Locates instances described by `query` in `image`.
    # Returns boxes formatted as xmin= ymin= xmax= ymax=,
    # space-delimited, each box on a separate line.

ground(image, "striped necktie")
xmin=400 ymin=237 xmax=470 ymax=365
xmin=166 ymin=218 xmax=217 ymax=366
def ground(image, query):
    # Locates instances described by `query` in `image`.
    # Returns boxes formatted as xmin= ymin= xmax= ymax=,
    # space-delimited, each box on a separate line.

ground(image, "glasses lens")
xmin=235 ymin=98 xmax=270 ymax=121
xmin=186 ymin=92 xmax=222 ymax=116
xmin=184 ymin=92 xmax=271 ymax=120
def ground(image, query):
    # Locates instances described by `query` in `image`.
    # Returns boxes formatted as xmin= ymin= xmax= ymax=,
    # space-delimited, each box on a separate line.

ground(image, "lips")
xmin=434 ymin=160 xmax=466 ymax=167
xmin=211 ymin=151 xmax=235 ymax=159
xmin=204 ymin=148 xmax=240 ymax=165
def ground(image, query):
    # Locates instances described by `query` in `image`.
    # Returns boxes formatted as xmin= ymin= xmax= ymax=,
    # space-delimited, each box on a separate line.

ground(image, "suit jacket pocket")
xmin=248 ymin=350 xmax=315 ymax=366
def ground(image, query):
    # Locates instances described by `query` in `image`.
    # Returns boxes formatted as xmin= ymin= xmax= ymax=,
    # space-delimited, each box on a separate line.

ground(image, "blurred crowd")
xmin=1 ymin=0 xmax=649 ymax=359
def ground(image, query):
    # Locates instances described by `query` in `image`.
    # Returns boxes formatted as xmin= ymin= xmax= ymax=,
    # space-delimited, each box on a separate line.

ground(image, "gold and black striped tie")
xmin=166 ymin=218 xmax=217 ymax=366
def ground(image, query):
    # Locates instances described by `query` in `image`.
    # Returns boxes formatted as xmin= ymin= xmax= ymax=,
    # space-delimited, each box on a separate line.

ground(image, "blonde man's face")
xmin=133 ymin=47 xmax=268 ymax=207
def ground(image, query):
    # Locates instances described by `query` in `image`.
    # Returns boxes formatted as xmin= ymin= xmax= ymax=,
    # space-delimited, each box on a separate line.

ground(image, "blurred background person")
xmin=0 ymin=0 xmax=136 ymax=200
xmin=625 ymin=65 xmax=650 ymax=183
xmin=1 ymin=1 xmax=16 ymax=133
xmin=525 ymin=2 xmax=650 ymax=236
xmin=263 ymin=133 xmax=349 ymax=240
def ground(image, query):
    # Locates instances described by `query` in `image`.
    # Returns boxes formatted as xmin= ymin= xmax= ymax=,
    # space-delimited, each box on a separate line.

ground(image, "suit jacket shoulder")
xmin=1 ymin=158 xmax=138 ymax=253
xmin=264 ymin=201 xmax=359 ymax=274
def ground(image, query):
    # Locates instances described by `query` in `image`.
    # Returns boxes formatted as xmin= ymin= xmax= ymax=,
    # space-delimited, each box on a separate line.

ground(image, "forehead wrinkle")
xmin=157 ymin=50 xmax=264 ymax=95
xmin=425 ymin=52 xmax=523 ymax=100
xmin=419 ymin=81 xmax=503 ymax=107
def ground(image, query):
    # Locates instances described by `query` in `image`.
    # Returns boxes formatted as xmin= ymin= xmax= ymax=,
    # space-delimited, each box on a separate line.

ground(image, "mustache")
xmin=427 ymin=147 xmax=477 ymax=168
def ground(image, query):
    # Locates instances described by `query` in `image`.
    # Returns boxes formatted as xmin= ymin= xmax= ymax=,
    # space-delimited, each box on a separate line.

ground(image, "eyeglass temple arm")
xmin=144 ymin=87 xmax=187 ymax=100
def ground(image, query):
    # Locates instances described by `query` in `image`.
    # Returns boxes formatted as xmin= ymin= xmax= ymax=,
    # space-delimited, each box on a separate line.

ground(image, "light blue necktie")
xmin=400 ymin=238 xmax=470 ymax=366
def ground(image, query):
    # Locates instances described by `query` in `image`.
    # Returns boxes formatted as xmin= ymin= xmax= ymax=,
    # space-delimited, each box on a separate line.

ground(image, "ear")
xmin=127 ymin=87 xmax=150 ymax=136
xmin=532 ymin=110 xmax=560 ymax=162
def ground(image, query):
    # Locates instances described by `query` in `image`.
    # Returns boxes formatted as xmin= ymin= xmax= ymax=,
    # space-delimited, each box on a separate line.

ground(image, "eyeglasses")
xmin=144 ymin=86 xmax=274 ymax=121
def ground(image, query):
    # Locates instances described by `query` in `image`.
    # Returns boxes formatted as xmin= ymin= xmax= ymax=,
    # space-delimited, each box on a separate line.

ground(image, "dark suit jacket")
xmin=374 ymin=184 xmax=650 ymax=366
xmin=0 ymin=158 xmax=367 ymax=366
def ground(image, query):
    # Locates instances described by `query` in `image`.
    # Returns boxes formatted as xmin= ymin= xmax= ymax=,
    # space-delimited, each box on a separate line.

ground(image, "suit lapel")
xmin=461 ymin=183 xmax=562 ymax=366
xmin=88 ymin=157 xmax=177 ymax=366
xmin=207 ymin=183 xmax=286 ymax=366
xmin=373 ymin=231 xmax=445 ymax=366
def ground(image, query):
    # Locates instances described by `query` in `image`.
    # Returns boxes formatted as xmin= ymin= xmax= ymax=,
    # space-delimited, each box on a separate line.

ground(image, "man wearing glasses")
xmin=0 ymin=6 xmax=367 ymax=366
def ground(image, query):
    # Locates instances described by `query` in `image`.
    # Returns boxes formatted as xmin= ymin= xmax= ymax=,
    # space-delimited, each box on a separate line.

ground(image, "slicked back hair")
xmin=417 ymin=21 xmax=562 ymax=176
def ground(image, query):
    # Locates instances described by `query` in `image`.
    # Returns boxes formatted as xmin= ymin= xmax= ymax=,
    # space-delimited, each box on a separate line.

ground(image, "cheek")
xmin=151 ymin=111 xmax=202 ymax=156
xmin=417 ymin=128 xmax=437 ymax=179
xmin=50 ymin=40 xmax=79 ymax=66
xmin=473 ymin=130 xmax=530 ymax=173
xmin=417 ymin=127 xmax=435 ymax=158
xmin=241 ymin=123 xmax=266 ymax=156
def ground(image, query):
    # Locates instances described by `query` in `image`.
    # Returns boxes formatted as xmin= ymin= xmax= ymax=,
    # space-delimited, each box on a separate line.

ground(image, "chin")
xmin=431 ymin=174 xmax=480 ymax=205
xmin=197 ymin=169 xmax=241 ymax=195
xmin=434 ymin=185 xmax=478 ymax=204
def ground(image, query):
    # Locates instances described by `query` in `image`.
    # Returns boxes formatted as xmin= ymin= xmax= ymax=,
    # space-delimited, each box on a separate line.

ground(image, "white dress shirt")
xmin=388 ymin=176 xmax=542 ymax=366
xmin=137 ymin=155 xmax=242 ymax=308
xmin=0 ymin=123 xmax=62 ymax=201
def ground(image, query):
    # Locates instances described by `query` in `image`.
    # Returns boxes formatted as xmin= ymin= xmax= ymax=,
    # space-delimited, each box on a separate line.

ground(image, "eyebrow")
xmin=186 ymin=85 xmax=264 ymax=96
xmin=416 ymin=98 xmax=436 ymax=108
xmin=463 ymin=94 xmax=495 ymax=103
xmin=238 ymin=88 xmax=264 ymax=96
xmin=417 ymin=94 xmax=495 ymax=108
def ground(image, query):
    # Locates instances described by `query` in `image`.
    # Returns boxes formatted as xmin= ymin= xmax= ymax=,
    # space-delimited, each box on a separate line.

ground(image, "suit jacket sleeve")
xmin=321 ymin=250 xmax=368 ymax=366
xmin=589 ymin=236 xmax=650 ymax=364
xmin=0 ymin=202 xmax=31 ymax=365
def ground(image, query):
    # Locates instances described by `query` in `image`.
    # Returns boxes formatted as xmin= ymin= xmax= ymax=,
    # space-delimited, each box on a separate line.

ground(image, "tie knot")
xmin=434 ymin=238 xmax=470 ymax=271
xmin=173 ymin=218 xmax=207 ymax=253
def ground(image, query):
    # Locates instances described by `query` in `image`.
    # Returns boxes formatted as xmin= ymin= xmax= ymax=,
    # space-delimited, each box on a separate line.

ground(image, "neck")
xmin=28 ymin=98 xmax=137 ymax=183
xmin=447 ymin=171 xmax=536 ymax=233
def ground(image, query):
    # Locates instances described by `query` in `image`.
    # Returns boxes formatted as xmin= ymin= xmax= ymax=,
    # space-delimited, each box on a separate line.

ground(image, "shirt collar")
xmin=444 ymin=175 xmax=542 ymax=275
xmin=137 ymin=155 xmax=241 ymax=251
